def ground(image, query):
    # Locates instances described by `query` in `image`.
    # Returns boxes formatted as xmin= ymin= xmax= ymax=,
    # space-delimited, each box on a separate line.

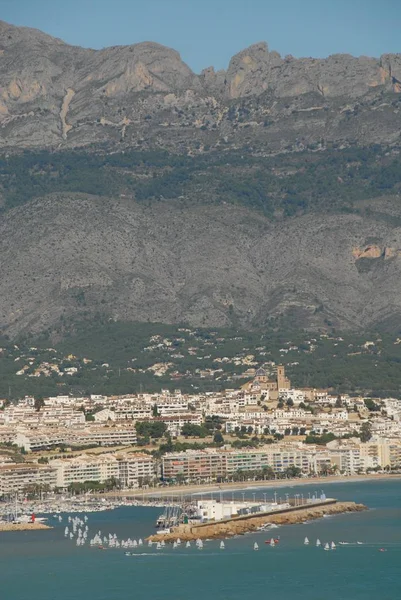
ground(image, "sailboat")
xmin=186 ymin=541 xmax=191 ymax=548
xmin=254 ymin=542 xmax=259 ymax=551
xmin=331 ymin=541 xmax=336 ymax=550
xmin=197 ymin=539 xmax=203 ymax=550
xmin=156 ymin=542 xmax=162 ymax=550
xmin=173 ymin=541 xmax=178 ymax=548
xmin=270 ymin=538 xmax=275 ymax=547
xmin=304 ymin=537 xmax=309 ymax=545
xmin=220 ymin=541 xmax=225 ymax=550
xmin=324 ymin=543 xmax=330 ymax=551
xmin=316 ymin=539 xmax=321 ymax=547
xmin=176 ymin=538 xmax=181 ymax=545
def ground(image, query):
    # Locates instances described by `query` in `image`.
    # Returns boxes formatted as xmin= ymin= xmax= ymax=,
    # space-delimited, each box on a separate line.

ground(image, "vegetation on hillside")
xmin=1 ymin=145 xmax=401 ymax=217
xmin=1 ymin=319 xmax=401 ymax=399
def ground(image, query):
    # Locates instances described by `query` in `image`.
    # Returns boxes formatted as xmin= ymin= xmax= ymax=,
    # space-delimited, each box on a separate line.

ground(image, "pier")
xmin=147 ymin=499 xmax=367 ymax=542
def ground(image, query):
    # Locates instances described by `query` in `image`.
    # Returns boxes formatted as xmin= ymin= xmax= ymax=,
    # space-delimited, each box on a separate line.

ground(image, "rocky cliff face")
xmin=0 ymin=21 xmax=400 ymax=151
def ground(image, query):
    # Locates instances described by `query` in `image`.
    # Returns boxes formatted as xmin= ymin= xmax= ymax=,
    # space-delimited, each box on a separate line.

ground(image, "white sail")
xmin=220 ymin=541 xmax=225 ymax=550
xmin=254 ymin=542 xmax=259 ymax=551
xmin=324 ymin=542 xmax=330 ymax=551
xmin=186 ymin=541 xmax=191 ymax=548
xmin=316 ymin=538 xmax=321 ymax=546
xmin=304 ymin=537 xmax=309 ymax=545
xmin=331 ymin=541 xmax=336 ymax=550
xmin=270 ymin=538 xmax=275 ymax=547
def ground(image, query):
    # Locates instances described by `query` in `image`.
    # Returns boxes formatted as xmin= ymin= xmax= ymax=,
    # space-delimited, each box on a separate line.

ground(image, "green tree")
xmin=34 ymin=396 xmax=45 ymax=412
xmin=360 ymin=421 xmax=372 ymax=443
xmin=135 ymin=421 xmax=167 ymax=439
xmin=213 ymin=431 xmax=224 ymax=445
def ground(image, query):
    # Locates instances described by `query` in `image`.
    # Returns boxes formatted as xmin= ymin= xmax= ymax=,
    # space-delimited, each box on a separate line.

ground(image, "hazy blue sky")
xmin=1 ymin=0 xmax=400 ymax=72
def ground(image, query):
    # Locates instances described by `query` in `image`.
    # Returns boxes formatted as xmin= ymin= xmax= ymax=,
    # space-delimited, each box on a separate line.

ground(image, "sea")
xmin=1 ymin=479 xmax=400 ymax=600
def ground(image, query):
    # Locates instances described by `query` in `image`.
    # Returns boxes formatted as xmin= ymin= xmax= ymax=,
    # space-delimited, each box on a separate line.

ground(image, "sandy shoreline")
xmin=123 ymin=473 xmax=401 ymax=499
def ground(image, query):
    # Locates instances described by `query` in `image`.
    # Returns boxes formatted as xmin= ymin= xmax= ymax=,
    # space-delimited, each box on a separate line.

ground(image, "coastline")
xmin=122 ymin=473 xmax=401 ymax=499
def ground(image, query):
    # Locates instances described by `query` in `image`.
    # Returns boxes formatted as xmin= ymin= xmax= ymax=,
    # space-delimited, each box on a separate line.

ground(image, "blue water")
xmin=1 ymin=480 xmax=401 ymax=600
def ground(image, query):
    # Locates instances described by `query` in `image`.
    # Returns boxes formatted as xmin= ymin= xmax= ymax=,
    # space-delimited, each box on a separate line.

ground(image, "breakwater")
xmin=0 ymin=522 xmax=52 ymax=532
xmin=147 ymin=500 xmax=367 ymax=542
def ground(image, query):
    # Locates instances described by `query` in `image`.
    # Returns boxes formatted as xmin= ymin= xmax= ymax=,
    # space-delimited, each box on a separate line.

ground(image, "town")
xmin=0 ymin=364 xmax=400 ymax=498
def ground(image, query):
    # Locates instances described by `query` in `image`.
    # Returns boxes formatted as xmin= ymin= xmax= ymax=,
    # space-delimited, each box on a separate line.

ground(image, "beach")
xmin=114 ymin=472 xmax=401 ymax=499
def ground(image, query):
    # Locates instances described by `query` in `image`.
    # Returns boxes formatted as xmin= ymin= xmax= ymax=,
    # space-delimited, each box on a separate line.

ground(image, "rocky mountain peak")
xmin=0 ymin=19 xmax=400 ymax=150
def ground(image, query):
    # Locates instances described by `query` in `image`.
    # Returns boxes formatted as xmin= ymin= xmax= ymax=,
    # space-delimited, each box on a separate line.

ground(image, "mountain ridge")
xmin=0 ymin=20 xmax=400 ymax=151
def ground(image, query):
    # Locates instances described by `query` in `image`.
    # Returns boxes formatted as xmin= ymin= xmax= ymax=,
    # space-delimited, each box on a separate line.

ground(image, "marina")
xmin=0 ymin=479 xmax=400 ymax=600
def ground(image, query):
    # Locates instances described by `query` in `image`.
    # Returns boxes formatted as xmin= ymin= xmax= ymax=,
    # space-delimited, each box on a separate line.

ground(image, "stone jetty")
xmin=0 ymin=522 xmax=51 ymax=532
xmin=147 ymin=500 xmax=367 ymax=543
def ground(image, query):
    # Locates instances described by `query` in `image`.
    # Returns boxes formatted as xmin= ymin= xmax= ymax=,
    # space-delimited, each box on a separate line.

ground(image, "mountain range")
xmin=1 ymin=20 xmax=401 ymax=337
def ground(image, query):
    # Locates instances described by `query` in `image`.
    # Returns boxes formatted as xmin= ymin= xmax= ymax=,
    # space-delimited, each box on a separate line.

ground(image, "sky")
xmin=1 ymin=0 xmax=400 ymax=72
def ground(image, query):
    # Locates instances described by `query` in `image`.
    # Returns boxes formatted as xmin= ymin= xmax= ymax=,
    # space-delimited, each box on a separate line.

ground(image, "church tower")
xmin=277 ymin=365 xmax=290 ymax=390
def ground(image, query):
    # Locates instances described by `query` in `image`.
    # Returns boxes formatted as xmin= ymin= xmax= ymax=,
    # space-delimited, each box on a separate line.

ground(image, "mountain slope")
xmin=2 ymin=192 xmax=401 ymax=336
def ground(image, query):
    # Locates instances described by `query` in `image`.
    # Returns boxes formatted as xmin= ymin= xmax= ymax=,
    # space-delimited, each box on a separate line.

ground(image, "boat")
xmin=357 ymin=541 xmax=363 ymax=545
xmin=324 ymin=543 xmax=330 ymax=551
xmin=197 ymin=540 xmax=203 ymax=550
xmin=338 ymin=542 xmax=349 ymax=545
xmin=304 ymin=537 xmax=309 ymax=545
xmin=379 ymin=548 xmax=387 ymax=552
xmin=173 ymin=541 xmax=177 ymax=548
xmin=220 ymin=541 xmax=225 ymax=550
xmin=176 ymin=538 xmax=181 ymax=545
xmin=125 ymin=551 xmax=131 ymax=556
xmin=331 ymin=541 xmax=336 ymax=550
xmin=316 ymin=539 xmax=321 ymax=547
xmin=270 ymin=538 xmax=275 ymax=547
xmin=156 ymin=542 xmax=162 ymax=550
xmin=186 ymin=541 xmax=191 ymax=548
xmin=254 ymin=542 xmax=259 ymax=551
